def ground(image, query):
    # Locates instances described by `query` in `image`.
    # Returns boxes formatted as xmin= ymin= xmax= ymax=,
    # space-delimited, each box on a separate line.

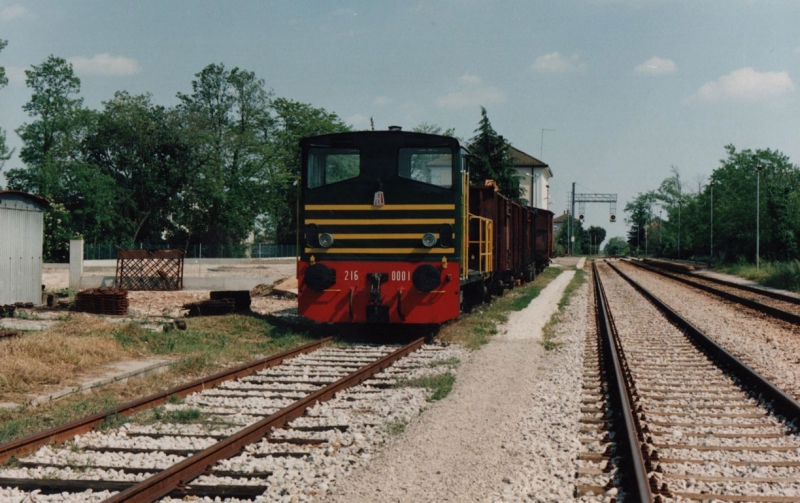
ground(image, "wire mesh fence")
xmin=84 ymin=243 xmax=297 ymax=260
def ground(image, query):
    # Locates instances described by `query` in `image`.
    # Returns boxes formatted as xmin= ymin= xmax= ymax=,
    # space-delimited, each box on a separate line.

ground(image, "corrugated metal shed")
xmin=0 ymin=191 xmax=49 ymax=305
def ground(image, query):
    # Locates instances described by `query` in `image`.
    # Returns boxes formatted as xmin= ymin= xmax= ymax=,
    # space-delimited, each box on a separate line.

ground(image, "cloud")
xmin=634 ymin=56 xmax=676 ymax=76
xmin=68 ymin=53 xmax=141 ymax=76
xmin=0 ymin=4 xmax=27 ymax=22
xmin=689 ymin=67 xmax=795 ymax=103
xmin=532 ymin=52 xmax=585 ymax=73
xmin=436 ymin=74 xmax=506 ymax=110
xmin=373 ymin=96 xmax=392 ymax=106
xmin=795 ymin=46 xmax=800 ymax=55
xmin=4 ymin=66 xmax=26 ymax=85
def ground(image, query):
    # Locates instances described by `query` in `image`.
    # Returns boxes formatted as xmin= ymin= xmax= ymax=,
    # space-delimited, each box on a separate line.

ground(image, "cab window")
xmin=307 ymin=148 xmax=360 ymax=188
xmin=398 ymin=148 xmax=452 ymax=188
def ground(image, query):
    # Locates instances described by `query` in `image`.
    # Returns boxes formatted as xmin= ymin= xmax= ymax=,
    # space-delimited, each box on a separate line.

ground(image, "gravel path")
xmin=327 ymin=270 xmax=584 ymax=503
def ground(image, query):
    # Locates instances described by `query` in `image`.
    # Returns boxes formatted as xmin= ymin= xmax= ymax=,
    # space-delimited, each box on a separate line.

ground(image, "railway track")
xmin=629 ymin=259 xmax=800 ymax=326
xmin=590 ymin=260 xmax=800 ymax=502
xmin=0 ymin=338 xmax=458 ymax=502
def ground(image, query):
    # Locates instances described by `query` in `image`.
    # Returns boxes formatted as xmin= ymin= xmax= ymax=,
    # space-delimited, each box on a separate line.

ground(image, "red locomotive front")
xmin=297 ymin=130 xmax=465 ymax=324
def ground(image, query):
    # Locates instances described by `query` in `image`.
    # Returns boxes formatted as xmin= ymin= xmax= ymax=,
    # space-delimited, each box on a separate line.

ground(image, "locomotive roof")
xmin=300 ymin=130 xmax=461 ymax=148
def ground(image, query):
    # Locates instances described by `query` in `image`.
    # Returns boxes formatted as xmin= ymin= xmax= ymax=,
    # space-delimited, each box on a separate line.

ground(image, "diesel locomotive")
xmin=297 ymin=129 xmax=553 ymax=324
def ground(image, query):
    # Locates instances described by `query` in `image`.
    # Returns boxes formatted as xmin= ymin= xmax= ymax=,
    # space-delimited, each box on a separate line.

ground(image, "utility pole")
xmin=756 ymin=163 xmax=762 ymax=270
xmin=709 ymin=183 xmax=713 ymax=266
xmin=570 ymin=182 xmax=576 ymax=256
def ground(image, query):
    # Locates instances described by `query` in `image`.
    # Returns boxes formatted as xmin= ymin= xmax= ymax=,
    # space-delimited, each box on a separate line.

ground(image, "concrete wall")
xmin=67 ymin=241 xmax=292 ymax=291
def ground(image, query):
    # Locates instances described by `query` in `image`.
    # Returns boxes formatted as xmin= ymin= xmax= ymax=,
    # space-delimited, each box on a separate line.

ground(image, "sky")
xmin=1 ymin=0 xmax=799 ymax=240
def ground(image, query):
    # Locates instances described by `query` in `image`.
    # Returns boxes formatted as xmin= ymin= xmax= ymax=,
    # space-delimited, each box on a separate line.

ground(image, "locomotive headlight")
xmin=422 ymin=233 xmax=437 ymax=248
xmin=319 ymin=233 xmax=334 ymax=248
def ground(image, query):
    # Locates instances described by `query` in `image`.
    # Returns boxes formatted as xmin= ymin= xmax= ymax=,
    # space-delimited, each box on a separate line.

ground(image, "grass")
xmin=0 ymin=312 xmax=316 ymax=445
xmin=541 ymin=269 xmax=587 ymax=350
xmin=400 ymin=373 xmax=456 ymax=402
xmin=715 ymin=260 xmax=800 ymax=292
xmin=438 ymin=266 xmax=563 ymax=349
xmin=386 ymin=418 xmax=407 ymax=436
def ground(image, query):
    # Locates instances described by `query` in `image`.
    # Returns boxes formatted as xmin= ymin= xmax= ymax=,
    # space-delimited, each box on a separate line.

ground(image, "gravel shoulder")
xmin=327 ymin=270 xmax=584 ymax=503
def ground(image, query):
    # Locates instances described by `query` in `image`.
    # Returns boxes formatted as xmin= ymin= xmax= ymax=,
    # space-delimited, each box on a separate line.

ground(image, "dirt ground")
xmin=42 ymin=262 xmax=297 ymax=318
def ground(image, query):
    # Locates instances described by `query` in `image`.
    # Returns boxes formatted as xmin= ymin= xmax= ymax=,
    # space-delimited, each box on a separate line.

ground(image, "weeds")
xmin=428 ymin=357 xmax=460 ymax=368
xmin=151 ymin=407 xmax=203 ymax=424
xmin=717 ymin=260 xmax=800 ymax=293
xmin=400 ymin=373 xmax=456 ymax=402
xmin=386 ymin=418 xmax=406 ymax=436
xmin=438 ymin=267 xmax=563 ymax=349
xmin=541 ymin=269 xmax=587 ymax=350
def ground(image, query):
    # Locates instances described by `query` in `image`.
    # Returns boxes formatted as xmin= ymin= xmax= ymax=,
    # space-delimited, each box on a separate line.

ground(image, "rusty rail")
xmin=607 ymin=260 xmax=800 ymax=423
xmin=103 ymin=337 xmax=425 ymax=503
xmin=592 ymin=261 xmax=655 ymax=502
xmin=629 ymin=260 xmax=800 ymax=325
xmin=0 ymin=337 xmax=332 ymax=464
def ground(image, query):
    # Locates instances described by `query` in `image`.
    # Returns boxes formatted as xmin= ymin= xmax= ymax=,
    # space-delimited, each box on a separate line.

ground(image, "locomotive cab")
xmin=297 ymin=130 xmax=465 ymax=324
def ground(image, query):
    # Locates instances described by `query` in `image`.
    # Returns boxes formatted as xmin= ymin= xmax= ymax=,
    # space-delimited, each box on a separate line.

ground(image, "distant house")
xmin=509 ymin=146 xmax=552 ymax=210
xmin=553 ymin=211 xmax=570 ymax=233
xmin=0 ymin=191 xmax=49 ymax=305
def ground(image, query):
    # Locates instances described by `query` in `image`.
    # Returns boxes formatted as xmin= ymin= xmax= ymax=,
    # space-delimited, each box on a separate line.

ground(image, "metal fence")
xmin=84 ymin=243 xmax=297 ymax=260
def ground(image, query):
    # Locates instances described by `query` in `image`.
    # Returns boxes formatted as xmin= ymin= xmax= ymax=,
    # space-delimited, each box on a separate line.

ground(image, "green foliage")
xmin=587 ymin=226 xmax=606 ymax=254
xmin=5 ymin=56 xmax=350 ymax=258
xmin=541 ymin=269 xmax=586 ymax=350
xmin=400 ymin=373 xmax=456 ymax=401
xmin=468 ymin=107 xmax=521 ymax=202
xmin=0 ymin=39 xmax=11 ymax=171
xmin=413 ymin=122 xmax=457 ymax=139
xmin=624 ymin=191 xmax=657 ymax=254
xmin=265 ymin=97 xmax=350 ymax=244
xmin=0 ymin=39 xmax=7 ymax=89
xmin=386 ymin=418 xmax=406 ymax=435
xmin=717 ymin=260 xmax=800 ymax=292
xmin=84 ymin=91 xmax=191 ymax=244
xmin=5 ymin=55 xmax=89 ymax=260
xmin=172 ymin=63 xmax=274 ymax=253
xmin=630 ymin=146 xmax=800 ymax=266
xmin=555 ymin=217 xmax=590 ymax=255
xmin=604 ymin=236 xmax=630 ymax=256
xmin=151 ymin=407 xmax=203 ymax=424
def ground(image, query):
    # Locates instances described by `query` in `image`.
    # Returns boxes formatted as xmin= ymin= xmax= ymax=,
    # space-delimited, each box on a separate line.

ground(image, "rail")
xmin=103 ymin=337 xmax=426 ymax=503
xmin=591 ymin=261 xmax=654 ymax=502
xmin=628 ymin=259 xmax=800 ymax=326
xmin=0 ymin=338 xmax=332 ymax=464
xmin=607 ymin=260 xmax=800 ymax=425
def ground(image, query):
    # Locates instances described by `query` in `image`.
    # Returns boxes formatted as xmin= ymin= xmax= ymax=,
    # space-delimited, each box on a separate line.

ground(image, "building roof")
xmin=553 ymin=212 xmax=571 ymax=224
xmin=509 ymin=146 xmax=553 ymax=178
xmin=0 ymin=190 xmax=51 ymax=209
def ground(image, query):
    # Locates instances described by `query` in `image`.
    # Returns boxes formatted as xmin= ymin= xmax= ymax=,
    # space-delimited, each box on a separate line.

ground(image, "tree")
xmin=5 ymin=55 xmax=91 ymax=260
xmin=173 ymin=63 xmax=275 ymax=254
xmin=267 ymin=98 xmax=350 ymax=244
xmin=468 ymin=107 xmax=521 ymax=202
xmin=708 ymin=145 xmax=799 ymax=262
xmin=587 ymin=226 xmax=606 ymax=254
xmin=0 ymin=39 xmax=13 ymax=170
xmin=413 ymin=122 xmax=456 ymax=139
xmin=604 ymin=237 xmax=630 ymax=256
xmin=624 ymin=191 xmax=656 ymax=255
xmin=555 ymin=216 xmax=589 ymax=255
xmin=83 ymin=91 xmax=191 ymax=244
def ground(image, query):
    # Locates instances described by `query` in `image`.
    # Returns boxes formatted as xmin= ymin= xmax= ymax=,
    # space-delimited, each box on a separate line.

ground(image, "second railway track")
xmin=592 ymin=260 xmax=800 ymax=502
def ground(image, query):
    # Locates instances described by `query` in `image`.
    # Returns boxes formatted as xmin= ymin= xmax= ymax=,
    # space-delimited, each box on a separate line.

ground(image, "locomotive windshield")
xmin=398 ymin=148 xmax=452 ymax=189
xmin=307 ymin=148 xmax=360 ymax=188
